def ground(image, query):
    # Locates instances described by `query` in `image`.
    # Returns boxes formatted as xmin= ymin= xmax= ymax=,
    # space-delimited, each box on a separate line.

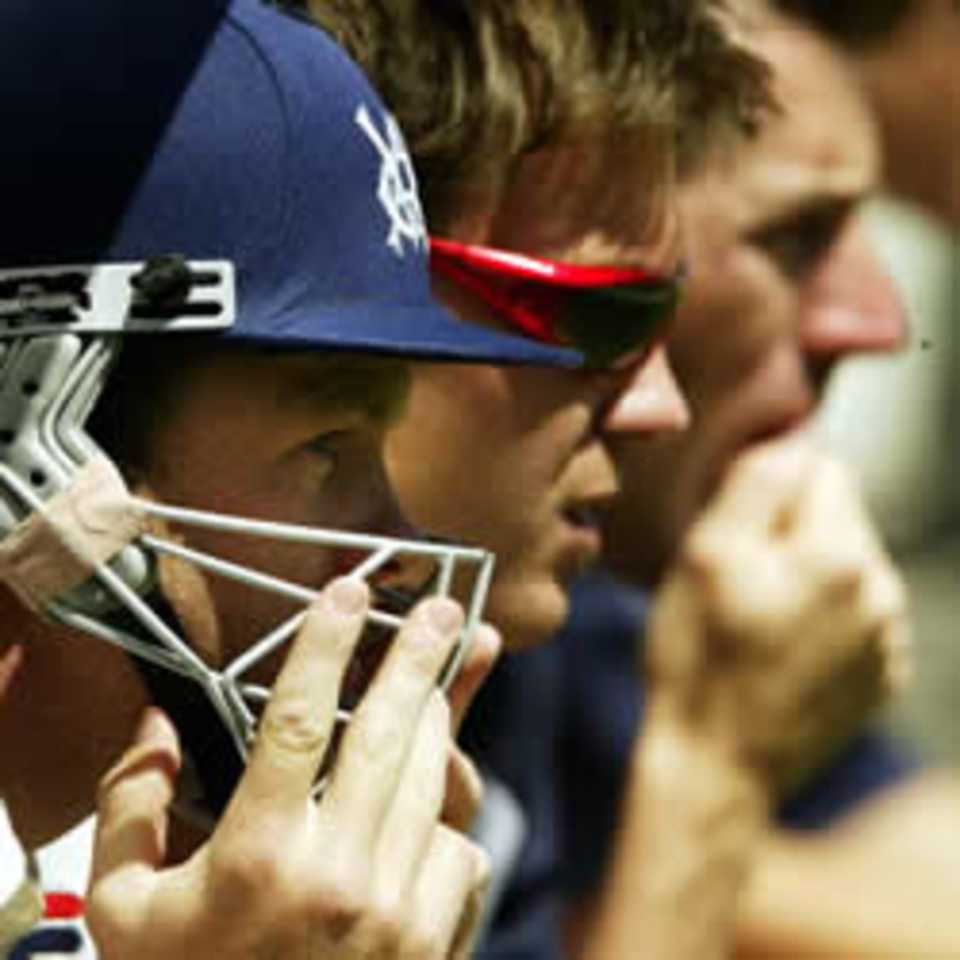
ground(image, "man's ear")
xmin=132 ymin=479 xmax=222 ymax=668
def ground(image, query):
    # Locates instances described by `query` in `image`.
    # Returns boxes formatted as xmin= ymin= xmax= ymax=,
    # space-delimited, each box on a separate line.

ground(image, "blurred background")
xmin=817 ymin=197 xmax=959 ymax=762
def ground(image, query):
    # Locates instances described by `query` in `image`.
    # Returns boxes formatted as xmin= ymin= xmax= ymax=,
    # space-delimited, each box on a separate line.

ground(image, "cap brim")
xmin=225 ymin=300 xmax=584 ymax=367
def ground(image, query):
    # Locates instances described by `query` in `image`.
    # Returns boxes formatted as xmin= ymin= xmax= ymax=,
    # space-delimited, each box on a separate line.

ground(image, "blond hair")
xmin=294 ymin=0 xmax=772 ymax=224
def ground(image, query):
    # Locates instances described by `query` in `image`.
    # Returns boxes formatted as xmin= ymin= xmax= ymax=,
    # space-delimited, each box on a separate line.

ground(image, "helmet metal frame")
xmin=0 ymin=258 xmax=495 ymax=794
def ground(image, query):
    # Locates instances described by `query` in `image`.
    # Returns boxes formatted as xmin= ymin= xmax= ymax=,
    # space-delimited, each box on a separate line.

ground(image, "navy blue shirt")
xmin=463 ymin=570 xmax=917 ymax=959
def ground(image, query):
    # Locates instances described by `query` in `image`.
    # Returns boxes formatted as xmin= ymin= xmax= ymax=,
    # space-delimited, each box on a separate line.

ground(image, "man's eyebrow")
xmin=746 ymin=197 xmax=856 ymax=275
xmin=281 ymin=357 xmax=410 ymax=423
xmin=750 ymin=195 xmax=855 ymax=242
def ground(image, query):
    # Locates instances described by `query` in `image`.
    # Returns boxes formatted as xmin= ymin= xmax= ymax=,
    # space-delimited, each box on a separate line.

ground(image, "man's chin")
xmin=485 ymin=578 xmax=570 ymax=651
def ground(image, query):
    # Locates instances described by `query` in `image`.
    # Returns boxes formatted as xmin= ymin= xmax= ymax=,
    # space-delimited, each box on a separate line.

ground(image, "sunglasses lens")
xmin=555 ymin=283 xmax=680 ymax=368
xmin=429 ymin=239 xmax=683 ymax=369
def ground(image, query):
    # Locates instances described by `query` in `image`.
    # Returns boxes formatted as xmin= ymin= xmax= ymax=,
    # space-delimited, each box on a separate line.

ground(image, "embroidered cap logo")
xmin=355 ymin=104 xmax=428 ymax=257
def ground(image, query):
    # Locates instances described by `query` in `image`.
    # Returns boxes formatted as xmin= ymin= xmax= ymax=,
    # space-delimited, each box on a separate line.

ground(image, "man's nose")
xmin=801 ymin=221 xmax=909 ymax=359
xmin=601 ymin=344 xmax=691 ymax=435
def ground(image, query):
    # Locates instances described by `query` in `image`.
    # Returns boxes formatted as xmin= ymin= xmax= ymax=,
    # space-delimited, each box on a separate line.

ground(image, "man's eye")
xmin=304 ymin=431 xmax=349 ymax=467
xmin=752 ymin=207 xmax=847 ymax=278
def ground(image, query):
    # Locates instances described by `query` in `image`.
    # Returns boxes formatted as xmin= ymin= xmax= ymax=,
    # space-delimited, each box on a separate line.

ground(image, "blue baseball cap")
xmin=0 ymin=0 xmax=581 ymax=368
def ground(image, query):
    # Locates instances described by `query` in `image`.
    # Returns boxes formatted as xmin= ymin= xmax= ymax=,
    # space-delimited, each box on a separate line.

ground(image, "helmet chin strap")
xmin=0 ymin=258 xmax=496 ymax=822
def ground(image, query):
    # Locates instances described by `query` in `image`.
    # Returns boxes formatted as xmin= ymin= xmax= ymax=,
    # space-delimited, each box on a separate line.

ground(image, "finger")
xmin=442 ymin=745 xmax=484 ymax=832
xmin=861 ymin=564 xmax=913 ymax=694
xmin=411 ymin=825 xmax=490 ymax=959
xmin=700 ymin=436 xmax=815 ymax=537
xmin=323 ymin=595 xmax=463 ymax=858
xmin=805 ymin=548 xmax=909 ymax=673
xmin=373 ymin=690 xmax=449 ymax=896
xmin=447 ymin=623 xmax=501 ymax=735
xmin=880 ymin=613 xmax=914 ymax=693
xmin=671 ymin=525 xmax=794 ymax=659
xmin=0 ymin=643 xmax=23 ymax=702
xmin=790 ymin=455 xmax=883 ymax=559
xmin=91 ymin=707 xmax=181 ymax=883
xmin=450 ymin=850 xmax=493 ymax=960
xmin=235 ymin=577 xmax=368 ymax=818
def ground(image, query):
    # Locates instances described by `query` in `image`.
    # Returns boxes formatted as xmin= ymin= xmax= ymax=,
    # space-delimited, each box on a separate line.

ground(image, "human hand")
xmin=646 ymin=437 xmax=910 ymax=798
xmin=87 ymin=577 xmax=494 ymax=960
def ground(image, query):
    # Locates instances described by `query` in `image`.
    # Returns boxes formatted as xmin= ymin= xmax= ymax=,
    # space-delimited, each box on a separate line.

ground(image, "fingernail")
xmin=425 ymin=597 xmax=464 ymax=636
xmin=328 ymin=576 xmax=368 ymax=615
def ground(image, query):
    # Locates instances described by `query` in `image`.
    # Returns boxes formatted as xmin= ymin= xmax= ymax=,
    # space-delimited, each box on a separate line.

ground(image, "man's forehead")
xmin=276 ymin=353 xmax=409 ymax=417
xmin=482 ymin=124 xmax=683 ymax=274
xmin=727 ymin=15 xmax=880 ymax=231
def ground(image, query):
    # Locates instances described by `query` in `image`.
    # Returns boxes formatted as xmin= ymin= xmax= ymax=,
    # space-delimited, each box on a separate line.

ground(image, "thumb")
xmin=90 ymin=707 xmax=181 ymax=884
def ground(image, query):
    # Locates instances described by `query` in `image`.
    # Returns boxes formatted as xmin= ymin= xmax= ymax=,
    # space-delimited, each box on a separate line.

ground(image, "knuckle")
xmin=210 ymin=838 xmax=282 ymax=902
xmin=822 ymin=558 xmax=865 ymax=599
xmin=364 ymin=900 xmax=409 ymax=952
xmin=306 ymin=881 xmax=367 ymax=943
xmin=260 ymin=697 xmax=329 ymax=758
xmin=797 ymin=542 xmax=864 ymax=598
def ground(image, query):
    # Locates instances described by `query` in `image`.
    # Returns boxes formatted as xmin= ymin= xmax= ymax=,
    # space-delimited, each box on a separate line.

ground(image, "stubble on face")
xmin=388 ymin=126 xmax=681 ymax=648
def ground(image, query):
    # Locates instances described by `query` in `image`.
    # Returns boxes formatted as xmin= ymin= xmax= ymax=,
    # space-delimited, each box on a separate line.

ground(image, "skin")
xmin=88 ymin=582 xmax=491 ymax=960
xmin=138 ymin=352 xmax=413 ymax=671
xmin=1 ymin=352 xmax=411 ymax=845
xmin=0 ymin=350 xmax=499 ymax=957
xmin=384 ymin=20 xmax=909 ymax=953
xmin=575 ymin=437 xmax=907 ymax=960
xmin=574 ymin=9 xmax=960 ymax=959
xmin=605 ymin=12 xmax=907 ymax=585
xmin=387 ymin=130 xmax=690 ymax=651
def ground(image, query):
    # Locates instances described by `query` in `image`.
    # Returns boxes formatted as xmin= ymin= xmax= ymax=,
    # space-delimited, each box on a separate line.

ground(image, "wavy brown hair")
xmin=285 ymin=0 xmax=773 ymax=225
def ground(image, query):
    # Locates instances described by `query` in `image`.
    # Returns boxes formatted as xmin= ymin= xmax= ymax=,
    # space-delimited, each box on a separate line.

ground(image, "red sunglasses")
xmin=429 ymin=237 xmax=685 ymax=369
